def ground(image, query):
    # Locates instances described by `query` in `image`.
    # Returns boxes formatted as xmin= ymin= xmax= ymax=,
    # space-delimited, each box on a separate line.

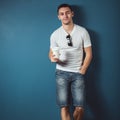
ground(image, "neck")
xmin=62 ymin=22 xmax=74 ymax=34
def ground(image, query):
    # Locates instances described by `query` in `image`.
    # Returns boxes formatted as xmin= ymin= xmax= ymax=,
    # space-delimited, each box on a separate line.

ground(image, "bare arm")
xmin=80 ymin=46 xmax=92 ymax=75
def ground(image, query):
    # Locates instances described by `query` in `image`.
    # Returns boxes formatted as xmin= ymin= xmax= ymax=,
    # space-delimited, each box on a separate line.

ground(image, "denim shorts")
xmin=55 ymin=69 xmax=85 ymax=108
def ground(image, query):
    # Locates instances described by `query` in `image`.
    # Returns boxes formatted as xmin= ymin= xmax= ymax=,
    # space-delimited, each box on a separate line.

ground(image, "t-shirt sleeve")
xmin=50 ymin=33 xmax=58 ymax=48
xmin=82 ymin=29 xmax=92 ymax=48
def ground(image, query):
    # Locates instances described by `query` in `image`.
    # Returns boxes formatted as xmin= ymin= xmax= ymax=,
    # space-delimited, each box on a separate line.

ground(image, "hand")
xmin=50 ymin=54 xmax=59 ymax=63
xmin=79 ymin=66 xmax=87 ymax=75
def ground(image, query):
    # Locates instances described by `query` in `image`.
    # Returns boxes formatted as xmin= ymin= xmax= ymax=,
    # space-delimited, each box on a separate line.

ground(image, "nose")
xmin=64 ymin=13 xmax=68 ymax=18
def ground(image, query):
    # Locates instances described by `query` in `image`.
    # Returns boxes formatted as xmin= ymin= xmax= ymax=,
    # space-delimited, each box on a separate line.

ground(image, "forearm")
xmin=81 ymin=54 xmax=92 ymax=70
xmin=49 ymin=50 xmax=52 ymax=60
xmin=80 ymin=46 xmax=92 ymax=74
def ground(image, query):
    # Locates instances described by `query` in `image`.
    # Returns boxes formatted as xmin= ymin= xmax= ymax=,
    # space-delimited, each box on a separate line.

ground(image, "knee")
xmin=73 ymin=107 xmax=84 ymax=119
xmin=61 ymin=106 xmax=69 ymax=113
xmin=74 ymin=107 xmax=84 ymax=114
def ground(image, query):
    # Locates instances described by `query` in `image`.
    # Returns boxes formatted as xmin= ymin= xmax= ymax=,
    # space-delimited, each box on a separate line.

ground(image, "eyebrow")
xmin=59 ymin=10 xmax=71 ymax=14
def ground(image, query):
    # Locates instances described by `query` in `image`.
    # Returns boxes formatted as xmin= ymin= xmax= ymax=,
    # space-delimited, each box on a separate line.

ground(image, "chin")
xmin=63 ymin=22 xmax=70 ymax=25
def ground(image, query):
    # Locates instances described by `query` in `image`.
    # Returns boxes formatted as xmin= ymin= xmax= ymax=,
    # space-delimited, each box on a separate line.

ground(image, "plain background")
xmin=0 ymin=0 xmax=120 ymax=120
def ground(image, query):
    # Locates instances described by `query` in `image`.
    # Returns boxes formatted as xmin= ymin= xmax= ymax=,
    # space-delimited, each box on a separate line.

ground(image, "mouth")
xmin=63 ymin=18 xmax=69 ymax=20
xmin=63 ymin=19 xmax=69 ymax=22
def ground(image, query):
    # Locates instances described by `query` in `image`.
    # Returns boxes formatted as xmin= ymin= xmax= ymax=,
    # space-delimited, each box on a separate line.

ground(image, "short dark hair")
xmin=57 ymin=3 xmax=73 ymax=14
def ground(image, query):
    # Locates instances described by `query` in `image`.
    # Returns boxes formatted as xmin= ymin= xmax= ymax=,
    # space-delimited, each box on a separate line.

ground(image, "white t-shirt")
xmin=50 ymin=24 xmax=91 ymax=73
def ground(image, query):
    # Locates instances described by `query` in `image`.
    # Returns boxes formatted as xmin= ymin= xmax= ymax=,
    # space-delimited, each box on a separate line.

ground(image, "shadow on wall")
xmin=72 ymin=5 xmax=110 ymax=120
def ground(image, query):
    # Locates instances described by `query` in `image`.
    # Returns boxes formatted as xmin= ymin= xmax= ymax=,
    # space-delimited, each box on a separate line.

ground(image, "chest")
xmin=56 ymin=33 xmax=83 ymax=49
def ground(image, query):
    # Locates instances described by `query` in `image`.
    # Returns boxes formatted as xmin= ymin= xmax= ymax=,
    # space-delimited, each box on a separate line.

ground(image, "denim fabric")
xmin=55 ymin=69 xmax=85 ymax=108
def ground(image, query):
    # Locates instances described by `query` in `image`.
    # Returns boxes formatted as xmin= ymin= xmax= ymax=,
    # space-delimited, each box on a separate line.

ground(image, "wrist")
xmin=81 ymin=65 xmax=88 ymax=70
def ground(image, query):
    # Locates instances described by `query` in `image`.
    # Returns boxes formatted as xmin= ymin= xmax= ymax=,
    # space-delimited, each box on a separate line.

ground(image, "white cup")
xmin=52 ymin=47 xmax=59 ymax=59
xmin=59 ymin=49 xmax=67 ymax=62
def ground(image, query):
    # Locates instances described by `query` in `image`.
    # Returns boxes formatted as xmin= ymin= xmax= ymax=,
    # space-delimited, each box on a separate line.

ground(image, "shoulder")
xmin=51 ymin=26 xmax=62 ymax=37
xmin=75 ymin=24 xmax=88 ymax=33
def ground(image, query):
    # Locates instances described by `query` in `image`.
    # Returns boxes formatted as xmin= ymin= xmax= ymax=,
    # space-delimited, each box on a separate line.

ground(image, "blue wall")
xmin=0 ymin=0 xmax=119 ymax=120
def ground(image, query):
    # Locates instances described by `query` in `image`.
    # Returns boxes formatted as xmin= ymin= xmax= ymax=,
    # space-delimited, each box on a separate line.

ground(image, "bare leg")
xmin=61 ymin=107 xmax=71 ymax=120
xmin=73 ymin=107 xmax=84 ymax=120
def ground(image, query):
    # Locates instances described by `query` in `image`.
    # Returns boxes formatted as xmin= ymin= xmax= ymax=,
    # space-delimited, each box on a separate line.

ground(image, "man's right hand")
xmin=50 ymin=54 xmax=59 ymax=62
xmin=49 ymin=48 xmax=60 ymax=63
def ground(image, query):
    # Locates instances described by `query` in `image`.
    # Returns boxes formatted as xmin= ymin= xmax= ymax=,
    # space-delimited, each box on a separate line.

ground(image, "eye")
xmin=66 ymin=11 xmax=71 ymax=14
xmin=59 ymin=13 xmax=64 ymax=16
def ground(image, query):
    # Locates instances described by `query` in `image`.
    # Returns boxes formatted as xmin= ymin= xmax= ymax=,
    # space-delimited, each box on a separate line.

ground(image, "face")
xmin=58 ymin=7 xmax=74 ymax=25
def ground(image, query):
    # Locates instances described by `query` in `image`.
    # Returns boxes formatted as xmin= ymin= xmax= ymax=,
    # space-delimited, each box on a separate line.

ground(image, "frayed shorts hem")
xmin=58 ymin=104 xmax=84 ymax=108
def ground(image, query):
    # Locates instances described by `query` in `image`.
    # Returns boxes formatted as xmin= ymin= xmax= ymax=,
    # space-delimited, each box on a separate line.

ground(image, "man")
xmin=49 ymin=4 xmax=92 ymax=120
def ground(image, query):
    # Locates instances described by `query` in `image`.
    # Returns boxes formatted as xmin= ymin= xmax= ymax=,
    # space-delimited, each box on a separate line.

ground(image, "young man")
xmin=49 ymin=4 xmax=92 ymax=120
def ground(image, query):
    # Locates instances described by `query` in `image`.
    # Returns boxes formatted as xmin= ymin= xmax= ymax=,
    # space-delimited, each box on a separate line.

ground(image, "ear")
xmin=72 ymin=11 xmax=74 ymax=17
xmin=58 ymin=15 xmax=61 ymax=20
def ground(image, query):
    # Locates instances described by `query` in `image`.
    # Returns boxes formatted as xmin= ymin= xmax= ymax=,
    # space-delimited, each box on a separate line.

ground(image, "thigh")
xmin=71 ymin=73 xmax=85 ymax=107
xmin=55 ymin=70 xmax=70 ymax=107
